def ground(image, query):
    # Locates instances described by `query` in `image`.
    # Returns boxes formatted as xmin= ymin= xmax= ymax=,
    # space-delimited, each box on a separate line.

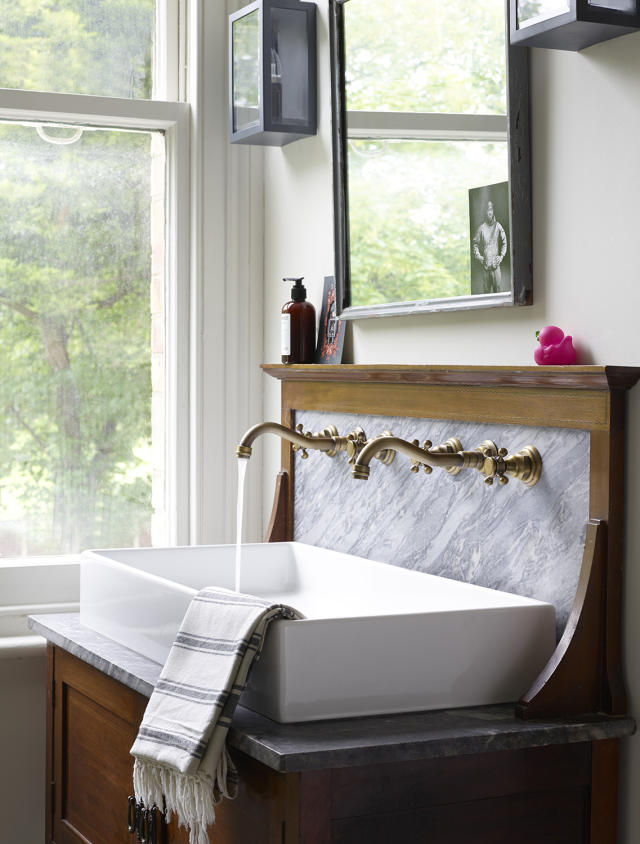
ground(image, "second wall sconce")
xmin=510 ymin=0 xmax=640 ymax=50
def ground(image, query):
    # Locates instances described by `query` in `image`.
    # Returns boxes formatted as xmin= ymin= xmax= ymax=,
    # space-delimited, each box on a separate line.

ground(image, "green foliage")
xmin=348 ymin=139 xmax=508 ymax=306
xmin=0 ymin=0 xmax=154 ymax=98
xmin=344 ymin=0 xmax=506 ymax=115
xmin=0 ymin=123 xmax=154 ymax=554
xmin=518 ymin=1 xmax=544 ymax=24
xmin=0 ymin=0 xmax=157 ymax=555
xmin=232 ymin=9 xmax=261 ymax=113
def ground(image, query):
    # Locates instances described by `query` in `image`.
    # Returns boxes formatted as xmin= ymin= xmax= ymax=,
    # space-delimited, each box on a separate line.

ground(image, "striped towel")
xmin=130 ymin=587 xmax=301 ymax=844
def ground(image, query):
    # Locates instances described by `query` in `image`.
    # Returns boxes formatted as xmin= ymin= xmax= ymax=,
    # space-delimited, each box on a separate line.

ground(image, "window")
xmin=0 ymin=0 xmax=189 ymax=555
xmin=343 ymin=0 xmax=509 ymax=306
xmin=0 ymin=0 xmax=157 ymax=98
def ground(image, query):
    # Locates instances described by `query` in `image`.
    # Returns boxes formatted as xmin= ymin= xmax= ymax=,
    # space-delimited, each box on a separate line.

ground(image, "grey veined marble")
xmin=293 ymin=411 xmax=590 ymax=640
xmin=30 ymin=614 xmax=635 ymax=773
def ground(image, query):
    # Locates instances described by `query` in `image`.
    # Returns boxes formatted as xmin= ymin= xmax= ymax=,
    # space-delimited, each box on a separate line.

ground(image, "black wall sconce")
xmin=229 ymin=0 xmax=317 ymax=145
xmin=510 ymin=0 xmax=640 ymax=49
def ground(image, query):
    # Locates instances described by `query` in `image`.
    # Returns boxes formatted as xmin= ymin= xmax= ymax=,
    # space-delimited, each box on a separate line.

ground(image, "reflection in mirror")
xmin=330 ymin=0 xmax=532 ymax=318
xmin=517 ymin=0 xmax=571 ymax=28
xmin=232 ymin=9 xmax=261 ymax=133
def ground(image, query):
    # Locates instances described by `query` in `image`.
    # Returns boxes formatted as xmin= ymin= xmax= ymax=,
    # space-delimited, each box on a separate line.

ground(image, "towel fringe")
xmin=134 ymin=748 xmax=238 ymax=844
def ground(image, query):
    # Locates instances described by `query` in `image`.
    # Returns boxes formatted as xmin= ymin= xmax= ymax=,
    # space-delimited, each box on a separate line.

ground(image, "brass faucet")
xmin=237 ymin=422 xmax=541 ymax=487
xmin=237 ymin=421 xmax=395 ymax=464
xmin=352 ymin=436 xmax=542 ymax=487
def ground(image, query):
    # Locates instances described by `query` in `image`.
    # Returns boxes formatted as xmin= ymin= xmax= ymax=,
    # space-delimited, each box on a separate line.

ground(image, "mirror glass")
xmin=330 ymin=0 xmax=532 ymax=318
xmin=232 ymin=9 xmax=261 ymax=134
xmin=517 ymin=1 xmax=570 ymax=28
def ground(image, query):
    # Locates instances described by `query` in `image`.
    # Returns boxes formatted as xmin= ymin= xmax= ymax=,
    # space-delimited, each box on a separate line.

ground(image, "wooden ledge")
xmin=262 ymin=364 xmax=640 ymax=391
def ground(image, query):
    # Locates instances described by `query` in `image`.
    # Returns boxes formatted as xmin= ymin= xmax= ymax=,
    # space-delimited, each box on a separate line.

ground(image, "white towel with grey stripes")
xmin=130 ymin=587 xmax=301 ymax=844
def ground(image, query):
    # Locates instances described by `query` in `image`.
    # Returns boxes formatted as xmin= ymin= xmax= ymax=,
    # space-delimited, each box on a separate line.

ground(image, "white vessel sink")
xmin=80 ymin=542 xmax=556 ymax=723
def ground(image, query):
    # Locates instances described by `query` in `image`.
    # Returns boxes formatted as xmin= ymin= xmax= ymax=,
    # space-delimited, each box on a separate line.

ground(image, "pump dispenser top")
xmin=281 ymin=276 xmax=316 ymax=365
xmin=286 ymin=277 xmax=307 ymax=301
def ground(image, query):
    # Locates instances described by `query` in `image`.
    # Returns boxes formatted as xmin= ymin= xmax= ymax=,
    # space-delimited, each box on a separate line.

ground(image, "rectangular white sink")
xmin=80 ymin=542 xmax=556 ymax=723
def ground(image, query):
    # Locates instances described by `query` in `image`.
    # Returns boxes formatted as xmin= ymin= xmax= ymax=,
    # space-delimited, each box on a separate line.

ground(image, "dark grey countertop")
xmin=29 ymin=613 xmax=636 ymax=773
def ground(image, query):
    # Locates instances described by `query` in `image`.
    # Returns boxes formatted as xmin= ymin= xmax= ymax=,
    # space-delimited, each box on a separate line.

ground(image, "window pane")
xmin=233 ymin=9 xmax=261 ymax=133
xmin=517 ymin=0 xmax=570 ymax=28
xmin=0 ymin=122 xmax=164 ymax=554
xmin=587 ymin=0 xmax=635 ymax=9
xmin=0 ymin=0 xmax=155 ymax=98
xmin=348 ymin=139 xmax=509 ymax=305
xmin=344 ymin=0 xmax=506 ymax=115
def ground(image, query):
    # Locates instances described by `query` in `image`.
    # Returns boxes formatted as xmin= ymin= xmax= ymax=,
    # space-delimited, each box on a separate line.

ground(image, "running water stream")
xmin=235 ymin=457 xmax=249 ymax=592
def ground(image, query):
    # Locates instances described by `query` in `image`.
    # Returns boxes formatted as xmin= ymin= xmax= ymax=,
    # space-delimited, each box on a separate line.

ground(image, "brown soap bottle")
xmin=281 ymin=277 xmax=316 ymax=364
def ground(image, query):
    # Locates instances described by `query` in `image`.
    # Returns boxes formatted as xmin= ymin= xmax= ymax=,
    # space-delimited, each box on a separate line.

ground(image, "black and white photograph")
xmin=468 ymin=181 xmax=511 ymax=296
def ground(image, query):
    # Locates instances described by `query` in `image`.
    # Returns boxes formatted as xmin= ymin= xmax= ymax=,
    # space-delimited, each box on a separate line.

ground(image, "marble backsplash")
xmin=292 ymin=410 xmax=590 ymax=640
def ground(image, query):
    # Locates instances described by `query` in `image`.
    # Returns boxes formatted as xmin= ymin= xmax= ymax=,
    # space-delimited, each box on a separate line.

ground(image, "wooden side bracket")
xmin=517 ymin=519 xmax=608 ymax=719
xmin=265 ymin=470 xmax=290 ymax=543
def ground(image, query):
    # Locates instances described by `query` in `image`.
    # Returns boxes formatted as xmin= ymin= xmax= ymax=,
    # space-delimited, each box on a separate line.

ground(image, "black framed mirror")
xmin=329 ymin=0 xmax=532 ymax=319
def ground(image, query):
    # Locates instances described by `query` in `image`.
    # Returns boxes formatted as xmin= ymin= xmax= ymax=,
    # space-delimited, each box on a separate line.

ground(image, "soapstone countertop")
xmin=29 ymin=613 xmax=636 ymax=774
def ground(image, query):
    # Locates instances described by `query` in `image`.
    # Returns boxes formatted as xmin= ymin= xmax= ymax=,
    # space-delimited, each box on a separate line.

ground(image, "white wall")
xmin=261 ymin=11 xmax=640 ymax=841
xmin=0 ymin=654 xmax=46 ymax=844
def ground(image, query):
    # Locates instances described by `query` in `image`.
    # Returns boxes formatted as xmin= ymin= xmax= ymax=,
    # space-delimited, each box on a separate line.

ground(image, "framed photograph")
xmin=469 ymin=181 xmax=511 ymax=297
xmin=315 ymin=276 xmax=345 ymax=364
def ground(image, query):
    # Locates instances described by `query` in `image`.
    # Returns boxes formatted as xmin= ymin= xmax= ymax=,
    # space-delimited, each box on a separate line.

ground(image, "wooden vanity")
xmin=37 ymin=365 xmax=640 ymax=843
xmin=39 ymin=629 xmax=634 ymax=844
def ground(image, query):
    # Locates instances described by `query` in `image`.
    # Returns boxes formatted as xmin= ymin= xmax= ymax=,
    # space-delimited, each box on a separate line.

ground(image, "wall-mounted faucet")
xmin=352 ymin=436 xmax=542 ymax=487
xmin=237 ymin=422 xmax=542 ymax=488
xmin=236 ymin=421 xmax=395 ymax=466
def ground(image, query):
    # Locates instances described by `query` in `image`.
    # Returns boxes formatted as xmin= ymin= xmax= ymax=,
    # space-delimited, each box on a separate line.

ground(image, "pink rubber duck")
xmin=534 ymin=325 xmax=576 ymax=365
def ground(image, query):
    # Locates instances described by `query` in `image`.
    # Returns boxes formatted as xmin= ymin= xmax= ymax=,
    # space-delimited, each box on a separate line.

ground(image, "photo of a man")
xmin=469 ymin=182 xmax=511 ymax=296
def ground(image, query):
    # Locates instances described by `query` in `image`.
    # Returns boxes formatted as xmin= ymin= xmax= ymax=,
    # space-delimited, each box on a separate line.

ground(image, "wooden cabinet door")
xmin=47 ymin=645 xmax=296 ymax=844
xmin=49 ymin=645 xmax=149 ymax=844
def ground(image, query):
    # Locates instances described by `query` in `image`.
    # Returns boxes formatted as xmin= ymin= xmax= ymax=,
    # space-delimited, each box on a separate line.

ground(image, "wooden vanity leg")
xmin=590 ymin=739 xmax=619 ymax=843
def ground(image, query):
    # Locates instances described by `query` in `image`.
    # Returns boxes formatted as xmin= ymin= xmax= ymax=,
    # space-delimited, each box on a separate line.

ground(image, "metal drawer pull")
xmin=127 ymin=796 xmax=137 ymax=833
xmin=146 ymin=807 xmax=157 ymax=844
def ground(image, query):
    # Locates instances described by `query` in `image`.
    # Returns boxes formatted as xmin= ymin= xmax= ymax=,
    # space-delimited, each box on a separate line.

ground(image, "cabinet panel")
xmin=62 ymin=685 xmax=138 ymax=843
xmin=165 ymin=752 xmax=294 ymax=844
xmin=51 ymin=648 xmax=147 ymax=844
xmin=330 ymin=788 xmax=589 ymax=843
xmin=330 ymin=743 xmax=592 ymax=819
xmin=48 ymin=647 xmax=292 ymax=844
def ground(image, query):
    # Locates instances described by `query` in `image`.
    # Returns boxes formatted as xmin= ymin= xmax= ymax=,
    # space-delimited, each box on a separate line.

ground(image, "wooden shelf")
xmin=262 ymin=364 xmax=640 ymax=391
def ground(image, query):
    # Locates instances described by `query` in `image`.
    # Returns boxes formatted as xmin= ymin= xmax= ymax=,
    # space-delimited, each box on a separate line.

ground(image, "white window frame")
xmin=0 ymin=0 xmax=265 ymax=605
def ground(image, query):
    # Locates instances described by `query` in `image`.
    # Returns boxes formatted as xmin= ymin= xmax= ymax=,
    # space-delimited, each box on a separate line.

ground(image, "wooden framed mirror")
xmin=329 ymin=0 xmax=532 ymax=319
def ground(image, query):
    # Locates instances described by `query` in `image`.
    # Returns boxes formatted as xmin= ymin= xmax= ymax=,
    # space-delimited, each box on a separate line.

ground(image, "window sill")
xmin=0 ymin=556 xmax=80 ymax=643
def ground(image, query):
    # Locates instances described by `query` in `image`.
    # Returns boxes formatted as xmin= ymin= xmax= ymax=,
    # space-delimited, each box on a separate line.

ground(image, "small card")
xmin=315 ymin=276 xmax=345 ymax=364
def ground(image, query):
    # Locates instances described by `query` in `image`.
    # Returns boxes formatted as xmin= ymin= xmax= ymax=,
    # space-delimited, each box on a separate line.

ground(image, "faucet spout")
xmin=352 ymin=436 xmax=465 ymax=479
xmin=236 ymin=421 xmax=337 ymax=459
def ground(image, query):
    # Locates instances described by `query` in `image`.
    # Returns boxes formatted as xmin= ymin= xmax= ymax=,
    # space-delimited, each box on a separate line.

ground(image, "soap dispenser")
xmin=281 ymin=277 xmax=316 ymax=365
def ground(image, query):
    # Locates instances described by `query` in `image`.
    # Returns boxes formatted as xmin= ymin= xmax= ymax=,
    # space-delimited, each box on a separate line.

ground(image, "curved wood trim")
xmin=516 ymin=520 xmax=607 ymax=719
xmin=265 ymin=470 xmax=290 ymax=543
xmin=262 ymin=364 xmax=640 ymax=391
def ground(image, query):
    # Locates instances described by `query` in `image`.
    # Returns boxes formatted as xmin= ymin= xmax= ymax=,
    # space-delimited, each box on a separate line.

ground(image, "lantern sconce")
xmin=229 ymin=0 xmax=317 ymax=146
xmin=510 ymin=0 xmax=640 ymax=50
